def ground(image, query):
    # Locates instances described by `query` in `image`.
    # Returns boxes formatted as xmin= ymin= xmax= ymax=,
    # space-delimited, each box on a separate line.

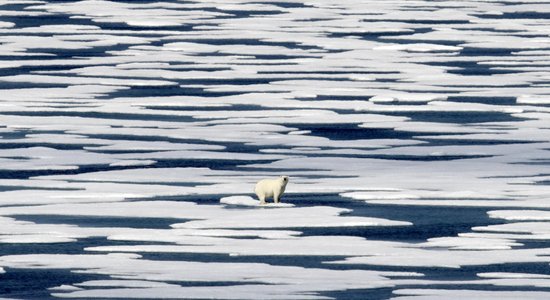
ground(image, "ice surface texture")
xmin=0 ymin=0 xmax=550 ymax=299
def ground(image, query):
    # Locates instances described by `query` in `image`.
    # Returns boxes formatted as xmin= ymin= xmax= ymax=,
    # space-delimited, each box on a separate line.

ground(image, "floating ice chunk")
xmin=488 ymin=210 xmax=550 ymax=221
xmin=374 ymin=43 xmax=462 ymax=52
xmin=483 ymin=11 xmax=504 ymax=16
xmin=370 ymin=94 xmax=446 ymax=103
xmin=473 ymin=222 xmax=550 ymax=235
xmin=51 ymin=286 xmax=332 ymax=299
xmin=0 ymin=234 xmax=77 ymax=244
xmin=517 ymin=95 xmax=550 ymax=105
xmin=478 ymin=273 xmax=550 ymax=279
xmin=349 ymin=75 xmax=373 ymax=81
xmin=0 ymin=21 xmax=14 ymax=28
xmin=85 ymin=141 xmax=225 ymax=152
xmin=332 ymin=247 xmax=550 ymax=268
xmin=2 ymin=253 xmax=398 ymax=299
xmin=86 ymin=236 xmax=403 ymax=257
xmin=342 ymin=191 xmax=420 ymax=201
xmin=34 ymin=167 xmax=224 ymax=184
xmin=106 ymin=229 xmax=301 ymax=245
xmin=50 ymin=285 xmax=337 ymax=299
xmin=0 ymin=74 xmax=177 ymax=87
xmin=35 ymin=24 xmax=102 ymax=32
xmin=369 ymin=95 xmax=397 ymax=103
xmin=291 ymin=147 xmax=321 ymax=151
xmin=76 ymin=280 xmax=180 ymax=288
xmin=362 ymin=200 xmax=533 ymax=208
xmin=182 ymin=229 xmax=300 ymax=239
xmin=125 ymin=20 xmax=185 ymax=27
xmin=392 ymin=289 xmax=550 ymax=300
xmin=109 ymin=160 xmax=156 ymax=167
xmin=48 ymin=285 xmax=82 ymax=291
xmin=0 ymin=200 xmax=410 ymax=230
xmin=172 ymin=207 xmax=411 ymax=229
xmin=287 ymin=130 xmax=311 ymax=135
xmin=421 ymin=236 xmax=522 ymax=250
xmin=11 ymin=133 xmax=108 ymax=146
xmin=460 ymin=231 xmax=550 ymax=241
xmin=220 ymin=195 xmax=294 ymax=208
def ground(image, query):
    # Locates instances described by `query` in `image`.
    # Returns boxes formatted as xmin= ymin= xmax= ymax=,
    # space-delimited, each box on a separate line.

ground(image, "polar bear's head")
xmin=280 ymin=176 xmax=289 ymax=186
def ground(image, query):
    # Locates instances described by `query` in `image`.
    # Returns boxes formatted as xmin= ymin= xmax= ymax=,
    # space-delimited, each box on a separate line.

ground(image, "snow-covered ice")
xmin=0 ymin=0 xmax=549 ymax=299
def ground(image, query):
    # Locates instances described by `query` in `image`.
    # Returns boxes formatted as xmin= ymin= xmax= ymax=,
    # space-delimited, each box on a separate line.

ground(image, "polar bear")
xmin=255 ymin=176 xmax=289 ymax=204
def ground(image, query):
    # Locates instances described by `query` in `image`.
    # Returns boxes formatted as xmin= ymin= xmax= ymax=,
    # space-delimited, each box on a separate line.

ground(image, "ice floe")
xmin=220 ymin=195 xmax=295 ymax=207
xmin=1 ymin=0 xmax=550 ymax=298
xmin=1 ymin=253 xmax=398 ymax=299
xmin=392 ymin=289 xmax=550 ymax=300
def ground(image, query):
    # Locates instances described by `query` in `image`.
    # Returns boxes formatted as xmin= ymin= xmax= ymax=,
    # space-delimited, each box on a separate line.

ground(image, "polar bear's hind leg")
xmin=256 ymin=192 xmax=266 ymax=205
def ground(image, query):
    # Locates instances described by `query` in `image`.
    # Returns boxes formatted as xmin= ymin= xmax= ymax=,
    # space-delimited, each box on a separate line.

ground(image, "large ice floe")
xmin=0 ymin=0 xmax=550 ymax=299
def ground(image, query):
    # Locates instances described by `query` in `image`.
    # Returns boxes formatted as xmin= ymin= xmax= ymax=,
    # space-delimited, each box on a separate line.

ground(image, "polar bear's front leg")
xmin=273 ymin=191 xmax=280 ymax=203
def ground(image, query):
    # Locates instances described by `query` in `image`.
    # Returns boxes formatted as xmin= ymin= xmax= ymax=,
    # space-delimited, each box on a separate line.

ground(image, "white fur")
xmin=254 ymin=176 xmax=289 ymax=205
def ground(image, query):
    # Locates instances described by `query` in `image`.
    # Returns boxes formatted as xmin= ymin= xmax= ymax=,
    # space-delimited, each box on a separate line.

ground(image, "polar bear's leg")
xmin=274 ymin=191 xmax=280 ymax=203
xmin=257 ymin=193 xmax=266 ymax=205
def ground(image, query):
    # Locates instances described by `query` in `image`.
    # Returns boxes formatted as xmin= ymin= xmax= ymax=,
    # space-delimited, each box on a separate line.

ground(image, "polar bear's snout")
xmin=255 ymin=176 xmax=289 ymax=205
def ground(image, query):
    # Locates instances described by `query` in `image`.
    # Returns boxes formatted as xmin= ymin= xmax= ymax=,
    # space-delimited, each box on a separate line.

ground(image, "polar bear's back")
xmin=254 ymin=178 xmax=277 ymax=197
